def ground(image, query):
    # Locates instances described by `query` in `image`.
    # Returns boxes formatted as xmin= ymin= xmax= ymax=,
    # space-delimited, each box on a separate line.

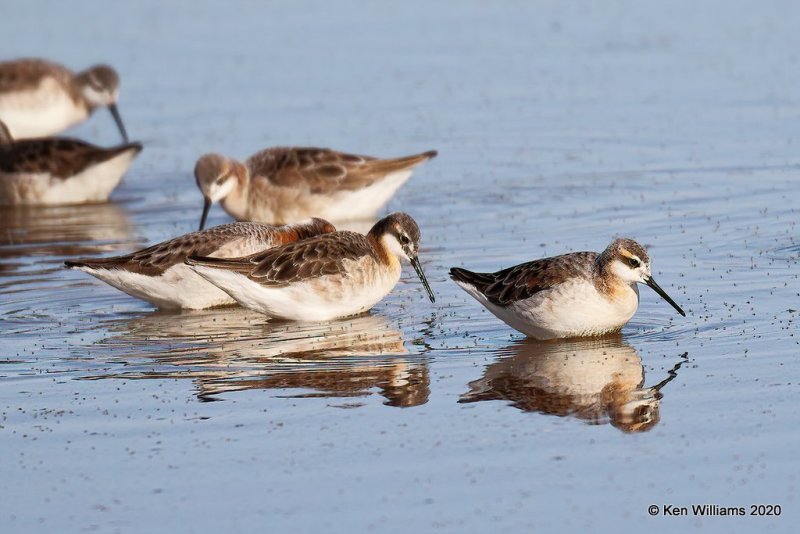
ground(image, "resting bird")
xmin=65 ymin=219 xmax=337 ymax=310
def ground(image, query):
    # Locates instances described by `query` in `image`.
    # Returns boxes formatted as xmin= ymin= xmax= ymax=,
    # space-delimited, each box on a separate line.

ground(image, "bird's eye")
xmin=400 ymin=234 xmax=410 ymax=245
xmin=628 ymin=257 xmax=641 ymax=268
xmin=215 ymin=176 xmax=226 ymax=185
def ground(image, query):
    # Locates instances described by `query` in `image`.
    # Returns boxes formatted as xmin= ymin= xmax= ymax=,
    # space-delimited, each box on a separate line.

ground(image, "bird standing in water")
xmin=187 ymin=212 xmax=436 ymax=321
xmin=65 ymin=219 xmax=337 ymax=310
xmin=450 ymin=238 xmax=685 ymax=340
xmin=193 ymin=147 xmax=437 ymax=230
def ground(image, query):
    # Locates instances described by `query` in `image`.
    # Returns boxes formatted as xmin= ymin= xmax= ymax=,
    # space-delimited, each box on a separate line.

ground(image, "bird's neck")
xmin=593 ymin=254 xmax=633 ymax=299
xmin=220 ymin=165 xmax=251 ymax=220
xmin=368 ymin=233 xmax=402 ymax=271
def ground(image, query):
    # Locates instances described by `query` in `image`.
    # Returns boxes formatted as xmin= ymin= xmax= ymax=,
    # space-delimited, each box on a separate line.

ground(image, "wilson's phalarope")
xmin=0 ymin=120 xmax=141 ymax=206
xmin=450 ymin=238 xmax=685 ymax=340
xmin=64 ymin=218 xmax=336 ymax=310
xmin=186 ymin=212 xmax=435 ymax=321
xmin=194 ymin=147 xmax=437 ymax=230
xmin=0 ymin=58 xmax=128 ymax=141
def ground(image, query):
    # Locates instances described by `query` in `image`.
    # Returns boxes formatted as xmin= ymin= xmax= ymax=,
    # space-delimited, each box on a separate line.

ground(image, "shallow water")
xmin=2 ymin=1 xmax=799 ymax=532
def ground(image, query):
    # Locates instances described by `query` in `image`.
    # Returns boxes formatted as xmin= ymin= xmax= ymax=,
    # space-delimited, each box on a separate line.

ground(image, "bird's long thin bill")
xmin=108 ymin=103 xmax=129 ymax=143
xmin=410 ymin=256 xmax=435 ymax=303
xmin=199 ymin=197 xmax=211 ymax=231
xmin=646 ymin=277 xmax=685 ymax=317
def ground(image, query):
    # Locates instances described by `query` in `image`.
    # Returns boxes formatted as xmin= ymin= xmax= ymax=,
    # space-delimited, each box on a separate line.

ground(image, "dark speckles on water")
xmin=1 ymin=0 xmax=799 ymax=532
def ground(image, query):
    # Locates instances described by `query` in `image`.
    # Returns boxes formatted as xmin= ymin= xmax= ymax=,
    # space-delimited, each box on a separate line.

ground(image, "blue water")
xmin=1 ymin=1 xmax=799 ymax=532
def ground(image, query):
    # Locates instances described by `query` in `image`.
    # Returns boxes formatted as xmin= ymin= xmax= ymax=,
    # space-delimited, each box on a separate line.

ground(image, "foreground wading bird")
xmin=186 ymin=212 xmax=435 ymax=321
xmin=450 ymin=238 xmax=685 ymax=340
xmin=0 ymin=58 xmax=129 ymax=141
xmin=64 ymin=219 xmax=336 ymax=310
xmin=0 ymin=120 xmax=141 ymax=206
xmin=194 ymin=147 xmax=437 ymax=230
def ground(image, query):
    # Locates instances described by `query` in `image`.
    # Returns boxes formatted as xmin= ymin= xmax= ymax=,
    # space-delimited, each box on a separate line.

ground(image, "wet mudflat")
xmin=1 ymin=1 xmax=799 ymax=532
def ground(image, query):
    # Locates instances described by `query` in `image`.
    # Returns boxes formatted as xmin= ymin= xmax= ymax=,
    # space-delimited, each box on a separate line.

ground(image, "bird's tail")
xmin=449 ymin=267 xmax=494 ymax=291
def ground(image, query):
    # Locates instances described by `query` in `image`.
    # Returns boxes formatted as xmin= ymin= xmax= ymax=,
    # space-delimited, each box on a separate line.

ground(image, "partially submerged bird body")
xmin=0 ymin=120 xmax=141 ymax=206
xmin=0 ymin=59 xmax=128 ymax=141
xmin=64 ymin=219 xmax=336 ymax=310
xmin=450 ymin=238 xmax=684 ymax=340
xmin=195 ymin=147 xmax=437 ymax=229
xmin=186 ymin=212 xmax=435 ymax=321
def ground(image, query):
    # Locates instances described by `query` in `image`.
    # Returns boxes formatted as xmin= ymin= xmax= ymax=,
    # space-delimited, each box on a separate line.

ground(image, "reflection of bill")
xmin=460 ymin=336 xmax=688 ymax=433
xmin=91 ymin=310 xmax=430 ymax=407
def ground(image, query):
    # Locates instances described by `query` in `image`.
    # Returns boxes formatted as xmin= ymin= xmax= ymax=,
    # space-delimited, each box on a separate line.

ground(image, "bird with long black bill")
xmin=186 ymin=212 xmax=435 ymax=321
xmin=0 ymin=58 xmax=129 ymax=142
xmin=450 ymin=237 xmax=685 ymax=340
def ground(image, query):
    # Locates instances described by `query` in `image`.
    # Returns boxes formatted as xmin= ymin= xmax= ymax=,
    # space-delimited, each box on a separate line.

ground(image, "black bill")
xmin=410 ymin=255 xmax=435 ymax=303
xmin=108 ymin=103 xmax=129 ymax=143
xmin=199 ymin=197 xmax=212 ymax=231
xmin=645 ymin=276 xmax=685 ymax=317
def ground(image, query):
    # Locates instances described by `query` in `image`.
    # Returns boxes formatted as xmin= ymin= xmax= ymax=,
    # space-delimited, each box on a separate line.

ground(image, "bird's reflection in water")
xmin=0 ymin=202 xmax=136 ymax=269
xmin=460 ymin=336 xmax=688 ymax=433
xmin=90 ymin=309 xmax=429 ymax=406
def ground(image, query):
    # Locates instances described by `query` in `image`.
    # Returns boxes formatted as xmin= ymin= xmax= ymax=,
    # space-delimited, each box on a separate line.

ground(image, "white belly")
xmin=457 ymin=279 xmax=640 ymax=340
xmin=191 ymin=258 xmax=401 ymax=321
xmin=0 ymin=78 xmax=87 ymax=138
xmin=69 ymin=230 xmax=283 ymax=310
xmin=74 ymin=264 xmax=236 ymax=310
xmin=0 ymin=148 xmax=138 ymax=206
xmin=317 ymin=169 xmax=413 ymax=221
xmin=236 ymin=169 xmax=414 ymax=224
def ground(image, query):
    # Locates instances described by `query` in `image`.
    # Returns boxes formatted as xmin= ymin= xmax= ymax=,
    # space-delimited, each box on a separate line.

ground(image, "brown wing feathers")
xmin=0 ymin=138 xmax=142 ymax=178
xmin=0 ymin=59 xmax=74 ymax=94
xmin=65 ymin=225 xmax=255 ymax=276
xmin=187 ymin=231 xmax=374 ymax=286
xmin=450 ymin=252 xmax=599 ymax=306
xmin=247 ymin=148 xmax=437 ymax=194
xmin=65 ymin=231 xmax=227 ymax=276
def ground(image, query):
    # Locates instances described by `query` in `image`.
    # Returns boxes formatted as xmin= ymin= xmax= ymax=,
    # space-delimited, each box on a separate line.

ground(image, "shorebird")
xmin=186 ymin=212 xmax=435 ymax=321
xmin=450 ymin=238 xmax=685 ymax=340
xmin=193 ymin=147 xmax=437 ymax=230
xmin=0 ymin=120 xmax=141 ymax=206
xmin=64 ymin=218 xmax=336 ymax=310
xmin=0 ymin=58 xmax=128 ymax=141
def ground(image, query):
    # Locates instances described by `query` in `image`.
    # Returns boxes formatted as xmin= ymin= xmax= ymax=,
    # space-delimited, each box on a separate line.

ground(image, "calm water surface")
xmin=2 ymin=1 xmax=799 ymax=532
